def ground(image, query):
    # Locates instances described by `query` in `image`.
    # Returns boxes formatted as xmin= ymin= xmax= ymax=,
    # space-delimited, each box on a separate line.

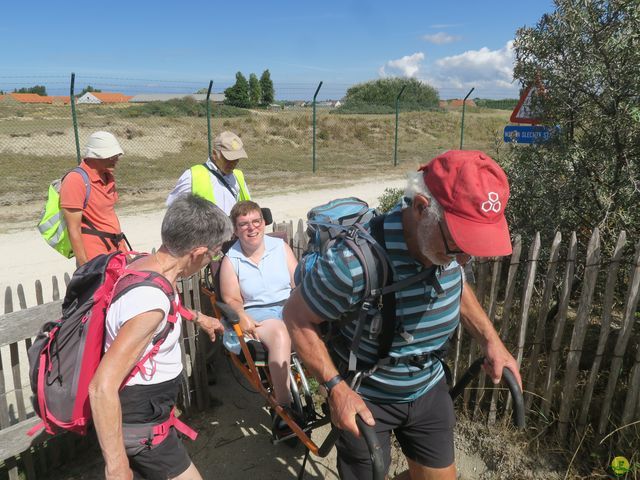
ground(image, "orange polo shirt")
xmin=60 ymin=161 xmax=126 ymax=260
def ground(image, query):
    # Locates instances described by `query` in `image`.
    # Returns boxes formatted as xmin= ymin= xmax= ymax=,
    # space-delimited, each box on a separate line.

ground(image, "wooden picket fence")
xmin=1 ymin=222 xmax=639 ymax=478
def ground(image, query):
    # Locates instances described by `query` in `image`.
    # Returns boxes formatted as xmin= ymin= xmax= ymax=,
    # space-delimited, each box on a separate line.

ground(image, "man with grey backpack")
xmin=284 ymin=150 xmax=522 ymax=480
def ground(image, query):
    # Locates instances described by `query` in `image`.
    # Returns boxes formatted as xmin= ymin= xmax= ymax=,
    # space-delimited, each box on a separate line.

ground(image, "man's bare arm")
xmin=88 ymin=309 xmax=164 ymax=480
xmin=459 ymin=284 xmax=522 ymax=389
xmin=283 ymin=289 xmax=374 ymax=435
xmin=62 ymin=207 xmax=88 ymax=265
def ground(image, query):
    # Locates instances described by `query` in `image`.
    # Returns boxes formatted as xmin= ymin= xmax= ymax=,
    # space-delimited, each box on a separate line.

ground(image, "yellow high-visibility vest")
xmin=190 ymin=164 xmax=250 ymax=204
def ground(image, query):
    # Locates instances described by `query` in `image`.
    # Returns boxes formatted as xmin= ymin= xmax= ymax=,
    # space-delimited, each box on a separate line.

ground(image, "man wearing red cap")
xmin=284 ymin=151 xmax=521 ymax=480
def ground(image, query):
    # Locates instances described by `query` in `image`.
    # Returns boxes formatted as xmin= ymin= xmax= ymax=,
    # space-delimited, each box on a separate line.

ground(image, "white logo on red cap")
xmin=481 ymin=192 xmax=501 ymax=214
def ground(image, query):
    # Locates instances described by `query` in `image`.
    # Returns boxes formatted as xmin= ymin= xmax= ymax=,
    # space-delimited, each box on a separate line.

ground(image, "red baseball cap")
xmin=420 ymin=150 xmax=512 ymax=257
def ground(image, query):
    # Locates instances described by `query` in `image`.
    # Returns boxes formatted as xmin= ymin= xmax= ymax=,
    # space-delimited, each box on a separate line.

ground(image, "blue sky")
xmin=0 ymin=0 xmax=555 ymax=99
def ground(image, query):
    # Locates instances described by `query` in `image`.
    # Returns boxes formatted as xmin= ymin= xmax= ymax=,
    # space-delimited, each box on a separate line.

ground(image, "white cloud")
xmin=378 ymin=52 xmax=424 ymax=78
xmin=422 ymin=32 xmax=461 ymax=45
xmin=423 ymin=40 xmax=518 ymax=95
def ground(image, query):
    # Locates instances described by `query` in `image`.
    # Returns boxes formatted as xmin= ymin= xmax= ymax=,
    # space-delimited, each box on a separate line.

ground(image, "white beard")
xmin=417 ymin=216 xmax=449 ymax=266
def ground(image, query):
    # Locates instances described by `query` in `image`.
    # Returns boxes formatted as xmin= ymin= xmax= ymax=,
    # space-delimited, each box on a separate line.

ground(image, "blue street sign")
xmin=504 ymin=125 xmax=557 ymax=144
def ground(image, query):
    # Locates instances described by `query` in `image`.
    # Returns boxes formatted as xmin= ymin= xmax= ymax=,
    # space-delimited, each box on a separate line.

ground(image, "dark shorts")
xmin=120 ymin=376 xmax=192 ymax=480
xmin=336 ymin=378 xmax=455 ymax=480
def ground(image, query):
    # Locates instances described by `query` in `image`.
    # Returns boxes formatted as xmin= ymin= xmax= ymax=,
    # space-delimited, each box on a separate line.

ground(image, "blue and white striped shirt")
xmin=300 ymin=201 xmax=462 ymax=403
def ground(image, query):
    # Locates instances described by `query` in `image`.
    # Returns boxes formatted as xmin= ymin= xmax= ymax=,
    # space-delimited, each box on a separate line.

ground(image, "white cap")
xmin=83 ymin=131 xmax=124 ymax=159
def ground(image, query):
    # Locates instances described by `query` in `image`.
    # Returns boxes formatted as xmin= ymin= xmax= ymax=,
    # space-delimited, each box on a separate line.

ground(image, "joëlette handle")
xmin=449 ymin=357 xmax=525 ymax=429
xmin=317 ymin=414 xmax=385 ymax=480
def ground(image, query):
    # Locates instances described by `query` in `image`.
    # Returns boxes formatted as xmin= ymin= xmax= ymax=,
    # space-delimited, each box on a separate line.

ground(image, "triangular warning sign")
xmin=510 ymin=86 xmax=543 ymax=124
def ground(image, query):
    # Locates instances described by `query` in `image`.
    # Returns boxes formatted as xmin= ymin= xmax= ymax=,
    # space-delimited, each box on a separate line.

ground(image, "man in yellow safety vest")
xmin=167 ymin=131 xmax=250 ymax=213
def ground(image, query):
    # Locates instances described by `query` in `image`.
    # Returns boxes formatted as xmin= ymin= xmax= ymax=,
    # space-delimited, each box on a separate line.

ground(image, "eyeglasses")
xmin=438 ymin=222 xmax=464 ymax=256
xmin=237 ymin=218 xmax=263 ymax=230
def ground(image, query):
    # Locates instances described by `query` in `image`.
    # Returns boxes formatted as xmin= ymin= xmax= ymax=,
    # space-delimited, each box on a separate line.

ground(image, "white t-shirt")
xmin=105 ymin=286 xmax=183 ymax=386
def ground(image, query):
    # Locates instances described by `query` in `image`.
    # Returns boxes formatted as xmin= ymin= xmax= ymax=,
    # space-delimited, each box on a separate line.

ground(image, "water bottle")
xmin=223 ymin=328 xmax=241 ymax=355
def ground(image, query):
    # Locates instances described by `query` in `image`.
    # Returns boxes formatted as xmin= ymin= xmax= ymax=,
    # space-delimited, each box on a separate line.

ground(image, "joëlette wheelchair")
xmin=199 ymin=209 xmax=525 ymax=480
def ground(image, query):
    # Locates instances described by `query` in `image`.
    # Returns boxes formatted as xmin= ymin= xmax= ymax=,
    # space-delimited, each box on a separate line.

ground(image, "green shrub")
xmin=336 ymin=78 xmax=439 ymax=114
xmin=122 ymin=98 xmax=249 ymax=118
xmin=377 ymin=187 xmax=404 ymax=213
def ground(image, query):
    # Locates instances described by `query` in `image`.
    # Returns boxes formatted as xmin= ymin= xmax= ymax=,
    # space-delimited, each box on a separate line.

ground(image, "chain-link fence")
xmin=0 ymin=74 xmax=516 ymax=225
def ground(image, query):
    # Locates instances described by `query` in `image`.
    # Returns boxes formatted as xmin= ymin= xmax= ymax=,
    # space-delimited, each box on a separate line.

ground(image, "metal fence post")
xmin=206 ymin=80 xmax=213 ymax=156
xmin=70 ymin=73 xmax=81 ymax=165
xmin=459 ymin=87 xmax=474 ymax=150
xmin=394 ymin=85 xmax=407 ymax=166
xmin=312 ymin=81 xmax=323 ymax=173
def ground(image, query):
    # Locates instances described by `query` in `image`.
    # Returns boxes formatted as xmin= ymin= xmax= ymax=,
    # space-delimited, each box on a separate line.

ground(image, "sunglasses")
xmin=438 ymin=222 xmax=464 ymax=256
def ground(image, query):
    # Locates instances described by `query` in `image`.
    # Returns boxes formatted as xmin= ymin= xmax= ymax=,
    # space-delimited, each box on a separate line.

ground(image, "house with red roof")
xmin=1 ymin=93 xmax=53 ymax=104
xmin=77 ymin=92 xmax=132 ymax=104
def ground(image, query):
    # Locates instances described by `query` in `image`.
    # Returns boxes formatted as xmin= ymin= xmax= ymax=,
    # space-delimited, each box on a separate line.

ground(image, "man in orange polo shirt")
xmin=60 ymin=131 xmax=129 ymax=266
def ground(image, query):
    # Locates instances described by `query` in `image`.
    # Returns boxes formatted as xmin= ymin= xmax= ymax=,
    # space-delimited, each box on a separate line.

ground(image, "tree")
xmin=14 ymin=85 xmax=47 ymax=96
xmin=78 ymin=85 xmax=101 ymax=96
xmin=507 ymin=0 xmax=640 ymax=245
xmin=248 ymin=73 xmax=262 ymax=107
xmin=339 ymin=78 xmax=439 ymax=113
xmin=224 ymin=72 xmax=251 ymax=108
xmin=259 ymin=69 xmax=275 ymax=105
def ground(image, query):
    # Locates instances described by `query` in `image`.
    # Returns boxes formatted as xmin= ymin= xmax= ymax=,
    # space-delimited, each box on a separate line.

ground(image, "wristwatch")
xmin=322 ymin=374 xmax=344 ymax=397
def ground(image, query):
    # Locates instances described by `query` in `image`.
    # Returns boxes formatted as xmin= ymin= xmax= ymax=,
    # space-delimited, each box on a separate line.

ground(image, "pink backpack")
xmin=27 ymin=251 xmax=196 ymax=442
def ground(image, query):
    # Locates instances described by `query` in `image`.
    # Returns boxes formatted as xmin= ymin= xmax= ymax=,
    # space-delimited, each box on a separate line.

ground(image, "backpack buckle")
xmin=368 ymin=309 xmax=382 ymax=340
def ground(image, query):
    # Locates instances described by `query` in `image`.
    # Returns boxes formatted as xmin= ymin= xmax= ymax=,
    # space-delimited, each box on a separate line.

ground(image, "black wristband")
xmin=322 ymin=374 xmax=343 ymax=395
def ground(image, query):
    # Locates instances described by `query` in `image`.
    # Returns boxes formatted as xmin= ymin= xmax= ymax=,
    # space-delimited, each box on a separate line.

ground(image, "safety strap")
xmin=81 ymin=216 xmax=131 ymax=251
xmin=151 ymin=407 xmax=198 ymax=444
xmin=122 ymin=407 xmax=198 ymax=452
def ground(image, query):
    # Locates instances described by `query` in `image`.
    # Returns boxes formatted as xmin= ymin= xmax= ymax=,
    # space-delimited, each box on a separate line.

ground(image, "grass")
xmin=0 ymin=103 xmax=510 ymax=226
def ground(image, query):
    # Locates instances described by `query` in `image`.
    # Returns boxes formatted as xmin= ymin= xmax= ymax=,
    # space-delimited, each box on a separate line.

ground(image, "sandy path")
xmin=0 ymin=178 xmax=406 ymax=309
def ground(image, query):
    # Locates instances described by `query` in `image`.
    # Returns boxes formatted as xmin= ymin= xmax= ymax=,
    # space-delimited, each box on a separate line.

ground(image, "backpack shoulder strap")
xmin=344 ymin=215 xmax=394 ymax=370
xmin=369 ymin=215 xmax=397 ymax=359
xmin=203 ymin=162 xmax=238 ymax=199
xmin=69 ymin=167 xmax=91 ymax=210
xmin=112 ymin=270 xmax=183 ymax=387
xmin=369 ymin=215 xmax=444 ymax=361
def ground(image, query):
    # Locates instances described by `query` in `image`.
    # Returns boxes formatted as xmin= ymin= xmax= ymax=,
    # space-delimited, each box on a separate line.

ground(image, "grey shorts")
xmin=336 ymin=378 xmax=455 ymax=479
xmin=121 ymin=377 xmax=192 ymax=480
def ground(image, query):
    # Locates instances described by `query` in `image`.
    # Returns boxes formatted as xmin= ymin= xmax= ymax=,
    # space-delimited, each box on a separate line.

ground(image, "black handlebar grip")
xmin=501 ymin=367 xmax=525 ymax=429
xmin=317 ymin=415 xmax=385 ymax=480
xmin=317 ymin=424 xmax=342 ymax=457
xmin=449 ymin=357 xmax=525 ymax=429
xmin=355 ymin=415 xmax=385 ymax=480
